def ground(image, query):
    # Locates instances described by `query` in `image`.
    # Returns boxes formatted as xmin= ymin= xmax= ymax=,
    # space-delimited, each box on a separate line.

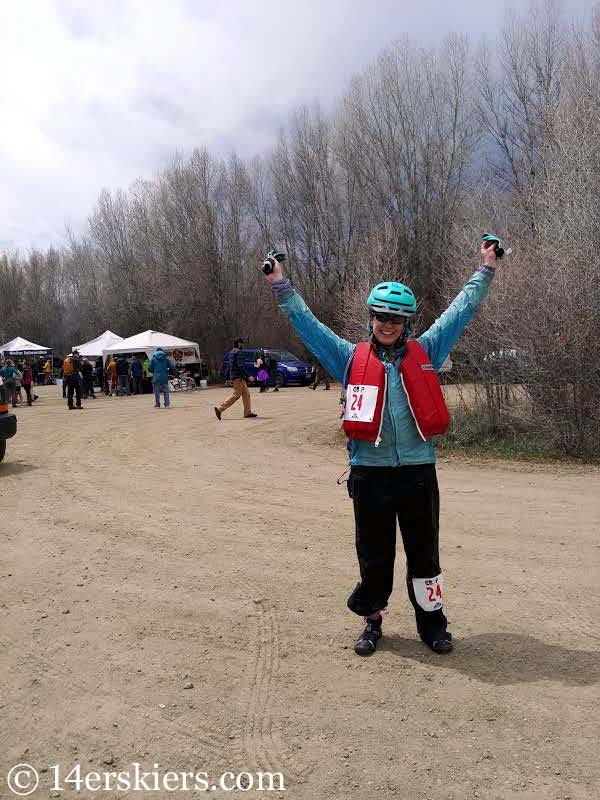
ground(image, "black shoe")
xmin=354 ymin=617 xmax=382 ymax=656
xmin=214 ymin=407 xmax=222 ymax=421
xmin=244 ymin=412 xmax=257 ymax=418
xmin=420 ymin=630 xmax=453 ymax=654
xmin=273 ymin=388 xmax=279 ymax=392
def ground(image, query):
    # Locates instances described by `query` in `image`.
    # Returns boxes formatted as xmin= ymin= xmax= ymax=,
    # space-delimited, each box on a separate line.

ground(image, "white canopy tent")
xmin=1 ymin=336 xmax=54 ymax=381
xmin=72 ymin=330 xmax=123 ymax=359
xmin=0 ymin=336 xmax=51 ymax=355
xmin=102 ymin=330 xmax=200 ymax=365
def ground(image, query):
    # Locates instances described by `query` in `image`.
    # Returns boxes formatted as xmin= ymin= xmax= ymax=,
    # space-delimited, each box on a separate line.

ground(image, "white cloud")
xmin=0 ymin=0 xmax=592 ymax=251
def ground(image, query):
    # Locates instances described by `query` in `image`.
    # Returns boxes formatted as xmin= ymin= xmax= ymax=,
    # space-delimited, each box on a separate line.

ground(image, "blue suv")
xmin=221 ymin=348 xmax=315 ymax=387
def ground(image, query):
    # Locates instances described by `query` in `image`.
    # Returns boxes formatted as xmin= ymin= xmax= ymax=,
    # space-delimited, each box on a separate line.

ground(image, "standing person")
xmin=255 ymin=350 xmax=270 ymax=393
xmin=214 ymin=338 xmax=257 ymax=420
xmin=130 ymin=354 xmax=144 ymax=394
xmin=43 ymin=358 xmax=52 ymax=384
xmin=21 ymin=362 xmax=36 ymax=405
xmin=95 ymin=356 xmax=107 ymax=394
xmin=263 ymin=241 xmax=500 ymax=655
xmin=115 ymin=355 xmax=131 ymax=396
xmin=0 ymin=359 xmax=19 ymax=407
xmin=63 ymin=350 xmax=83 ymax=410
xmin=13 ymin=363 xmax=23 ymax=404
xmin=311 ymin=362 xmax=331 ymax=390
xmin=142 ymin=355 xmax=152 ymax=393
xmin=106 ymin=356 xmax=118 ymax=396
xmin=266 ymin=351 xmax=279 ymax=392
xmin=81 ymin=358 xmax=95 ymax=398
xmin=148 ymin=347 xmax=176 ymax=408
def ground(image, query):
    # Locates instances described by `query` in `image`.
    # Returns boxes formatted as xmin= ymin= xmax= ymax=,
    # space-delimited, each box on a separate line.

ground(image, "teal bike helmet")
xmin=366 ymin=281 xmax=417 ymax=317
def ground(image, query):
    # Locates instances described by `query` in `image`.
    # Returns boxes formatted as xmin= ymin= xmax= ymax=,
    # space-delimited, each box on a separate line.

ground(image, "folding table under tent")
xmin=72 ymin=330 xmax=123 ymax=360
xmin=0 ymin=337 xmax=53 ymax=382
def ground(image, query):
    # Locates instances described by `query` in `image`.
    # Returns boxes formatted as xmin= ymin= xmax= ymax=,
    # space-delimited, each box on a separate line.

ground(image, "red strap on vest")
xmin=342 ymin=343 xmax=386 ymax=444
xmin=400 ymin=340 xmax=450 ymax=440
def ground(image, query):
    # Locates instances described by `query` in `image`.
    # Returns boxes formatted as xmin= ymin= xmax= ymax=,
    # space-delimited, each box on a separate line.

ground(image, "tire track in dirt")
xmin=237 ymin=602 xmax=312 ymax=784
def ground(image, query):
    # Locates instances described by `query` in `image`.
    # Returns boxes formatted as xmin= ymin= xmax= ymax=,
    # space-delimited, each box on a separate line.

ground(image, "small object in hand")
xmin=482 ymin=233 xmax=511 ymax=259
xmin=262 ymin=249 xmax=286 ymax=275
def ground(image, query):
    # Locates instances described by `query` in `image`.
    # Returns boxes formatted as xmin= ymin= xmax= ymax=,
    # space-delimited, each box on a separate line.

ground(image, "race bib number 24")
xmin=344 ymin=384 xmax=379 ymax=423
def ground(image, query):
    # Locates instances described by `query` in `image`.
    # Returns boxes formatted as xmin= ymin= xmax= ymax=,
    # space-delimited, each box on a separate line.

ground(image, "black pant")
xmin=83 ymin=376 xmax=95 ymax=397
xmin=66 ymin=375 xmax=82 ymax=407
xmin=346 ymin=464 xmax=447 ymax=636
xmin=23 ymin=385 xmax=33 ymax=405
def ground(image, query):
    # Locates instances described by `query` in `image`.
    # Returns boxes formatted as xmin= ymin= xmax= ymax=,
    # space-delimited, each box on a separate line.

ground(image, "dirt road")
xmin=1 ymin=385 xmax=599 ymax=800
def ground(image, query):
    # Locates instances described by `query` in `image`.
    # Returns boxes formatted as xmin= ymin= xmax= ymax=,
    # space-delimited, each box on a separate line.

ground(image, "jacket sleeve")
xmin=418 ymin=268 xmax=495 ymax=370
xmin=276 ymin=287 xmax=355 ymax=382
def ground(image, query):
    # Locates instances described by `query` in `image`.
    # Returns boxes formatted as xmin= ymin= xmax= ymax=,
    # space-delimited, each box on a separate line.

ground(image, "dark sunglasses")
xmin=371 ymin=312 xmax=406 ymax=325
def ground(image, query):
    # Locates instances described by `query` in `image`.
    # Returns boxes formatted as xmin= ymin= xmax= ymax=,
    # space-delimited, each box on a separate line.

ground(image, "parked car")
xmin=0 ymin=384 xmax=17 ymax=463
xmin=220 ymin=348 xmax=315 ymax=387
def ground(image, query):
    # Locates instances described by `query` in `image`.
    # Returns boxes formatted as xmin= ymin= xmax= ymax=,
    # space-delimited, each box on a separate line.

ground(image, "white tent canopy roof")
xmin=73 ymin=330 xmax=123 ymax=358
xmin=102 ymin=330 xmax=200 ymax=360
xmin=1 ymin=336 xmax=51 ymax=353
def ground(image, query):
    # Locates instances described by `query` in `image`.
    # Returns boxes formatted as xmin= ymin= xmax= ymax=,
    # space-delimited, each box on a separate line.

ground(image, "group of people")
xmin=61 ymin=348 xmax=177 ymax=410
xmin=0 ymin=358 xmax=40 ymax=407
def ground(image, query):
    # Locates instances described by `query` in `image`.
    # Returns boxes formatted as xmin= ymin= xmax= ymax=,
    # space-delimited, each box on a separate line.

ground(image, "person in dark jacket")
xmin=130 ymin=355 xmax=144 ymax=394
xmin=95 ymin=356 xmax=107 ymax=393
xmin=81 ymin=358 xmax=95 ymax=398
xmin=148 ymin=347 xmax=176 ymax=408
xmin=214 ymin=338 xmax=257 ymax=420
xmin=22 ymin=362 xmax=37 ymax=405
xmin=115 ymin=355 xmax=130 ymax=396
xmin=63 ymin=350 xmax=83 ymax=410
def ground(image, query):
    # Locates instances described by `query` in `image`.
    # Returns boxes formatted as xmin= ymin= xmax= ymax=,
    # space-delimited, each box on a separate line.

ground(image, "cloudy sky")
xmin=0 ymin=0 xmax=592 ymax=252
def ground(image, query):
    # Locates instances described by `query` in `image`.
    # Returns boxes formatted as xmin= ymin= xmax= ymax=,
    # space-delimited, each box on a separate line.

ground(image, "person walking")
xmin=263 ymin=240 xmax=500 ymax=656
xmin=63 ymin=350 xmax=83 ymax=410
xmin=214 ymin=338 xmax=257 ymax=420
xmin=148 ymin=347 xmax=175 ymax=408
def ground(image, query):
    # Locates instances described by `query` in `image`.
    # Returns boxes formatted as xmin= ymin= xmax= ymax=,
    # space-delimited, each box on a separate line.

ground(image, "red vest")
xmin=343 ymin=341 xmax=450 ymax=444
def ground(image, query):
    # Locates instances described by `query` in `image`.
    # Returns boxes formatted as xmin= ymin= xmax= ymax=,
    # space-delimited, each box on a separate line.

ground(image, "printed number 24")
xmin=350 ymin=393 xmax=363 ymax=412
xmin=426 ymin=584 xmax=443 ymax=602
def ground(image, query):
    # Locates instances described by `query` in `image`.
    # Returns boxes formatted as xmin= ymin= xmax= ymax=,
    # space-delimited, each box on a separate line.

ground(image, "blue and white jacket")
xmin=273 ymin=268 xmax=495 ymax=466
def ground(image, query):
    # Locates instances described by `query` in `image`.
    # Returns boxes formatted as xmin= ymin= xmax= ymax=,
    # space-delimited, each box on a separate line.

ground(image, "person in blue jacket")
xmin=263 ymin=241 xmax=500 ymax=656
xmin=148 ymin=347 xmax=176 ymax=408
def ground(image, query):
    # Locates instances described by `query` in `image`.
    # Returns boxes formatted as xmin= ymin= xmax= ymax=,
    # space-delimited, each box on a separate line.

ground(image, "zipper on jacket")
xmin=374 ymin=368 xmax=388 ymax=447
